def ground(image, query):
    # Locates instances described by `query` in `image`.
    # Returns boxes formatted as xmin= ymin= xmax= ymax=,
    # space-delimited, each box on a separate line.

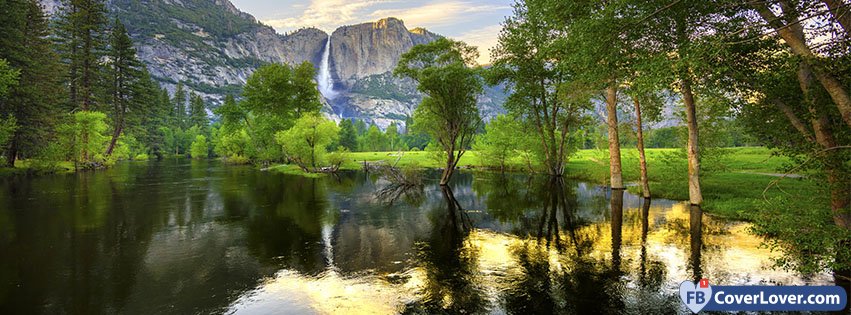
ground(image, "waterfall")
xmin=317 ymin=35 xmax=337 ymax=100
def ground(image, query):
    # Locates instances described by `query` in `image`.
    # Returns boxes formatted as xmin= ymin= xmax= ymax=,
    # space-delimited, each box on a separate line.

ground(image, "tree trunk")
xmin=799 ymin=63 xmax=851 ymax=232
xmin=634 ymin=97 xmax=651 ymax=198
xmin=4 ymin=138 xmax=16 ymax=167
xmin=771 ymin=98 xmax=815 ymax=142
xmin=822 ymin=0 xmax=851 ymax=36
xmin=753 ymin=2 xmax=851 ymax=128
xmin=681 ymin=77 xmax=702 ymax=205
xmin=440 ymin=147 xmax=455 ymax=186
xmin=606 ymin=84 xmax=624 ymax=189
xmin=104 ymin=125 xmax=122 ymax=156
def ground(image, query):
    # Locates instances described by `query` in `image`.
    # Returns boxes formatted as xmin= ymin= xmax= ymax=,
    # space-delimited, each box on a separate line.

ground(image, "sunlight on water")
xmin=0 ymin=161 xmax=835 ymax=314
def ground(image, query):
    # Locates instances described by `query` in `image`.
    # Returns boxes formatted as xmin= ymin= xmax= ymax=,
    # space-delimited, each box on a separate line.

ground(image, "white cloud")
xmin=263 ymin=0 xmax=394 ymax=32
xmin=455 ymin=24 xmax=502 ymax=65
xmin=262 ymin=0 xmax=509 ymax=33
xmin=369 ymin=2 xmax=509 ymax=28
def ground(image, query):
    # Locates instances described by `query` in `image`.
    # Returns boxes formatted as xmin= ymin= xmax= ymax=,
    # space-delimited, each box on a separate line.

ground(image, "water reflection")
xmin=0 ymin=161 xmax=836 ymax=314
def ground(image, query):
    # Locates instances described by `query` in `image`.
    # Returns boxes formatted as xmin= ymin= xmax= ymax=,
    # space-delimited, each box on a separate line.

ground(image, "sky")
xmin=228 ymin=0 xmax=514 ymax=64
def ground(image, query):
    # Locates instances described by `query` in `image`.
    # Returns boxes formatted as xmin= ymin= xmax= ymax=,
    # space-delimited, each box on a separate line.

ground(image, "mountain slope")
xmin=40 ymin=0 xmax=506 ymax=129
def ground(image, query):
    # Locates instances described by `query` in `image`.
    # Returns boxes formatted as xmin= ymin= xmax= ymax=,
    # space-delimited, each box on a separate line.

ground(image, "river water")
xmin=0 ymin=160 xmax=833 ymax=314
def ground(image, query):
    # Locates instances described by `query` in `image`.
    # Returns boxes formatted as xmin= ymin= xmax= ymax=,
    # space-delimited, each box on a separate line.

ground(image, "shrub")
xmin=190 ymin=135 xmax=208 ymax=159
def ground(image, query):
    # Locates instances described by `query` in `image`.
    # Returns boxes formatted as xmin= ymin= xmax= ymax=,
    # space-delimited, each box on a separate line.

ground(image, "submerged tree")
xmin=395 ymin=38 xmax=483 ymax=185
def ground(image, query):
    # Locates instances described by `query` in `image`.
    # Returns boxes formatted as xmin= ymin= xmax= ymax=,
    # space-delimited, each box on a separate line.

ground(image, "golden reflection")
xmin=228 ymin=189 xmax=832 ymax=314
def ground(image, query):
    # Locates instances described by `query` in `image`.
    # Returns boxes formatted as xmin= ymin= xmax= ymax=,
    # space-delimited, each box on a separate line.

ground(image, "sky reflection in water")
xmin=0 ymin=160 xmax=833 ymax=314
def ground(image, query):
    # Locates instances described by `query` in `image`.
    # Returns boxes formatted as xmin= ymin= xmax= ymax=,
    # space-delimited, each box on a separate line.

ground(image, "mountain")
xmin=39 ymin=0 xmax=507 ymax=129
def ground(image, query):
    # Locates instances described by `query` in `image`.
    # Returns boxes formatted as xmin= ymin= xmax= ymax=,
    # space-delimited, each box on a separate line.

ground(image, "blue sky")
xmin=229 ymin=0 xmax=514 ymax=64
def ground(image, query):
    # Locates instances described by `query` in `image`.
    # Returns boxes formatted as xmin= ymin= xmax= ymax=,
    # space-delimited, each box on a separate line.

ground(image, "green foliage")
xmin=227 ymin=62 xmax=323 ymax=164
xmin=173 ymin=83 xmax=188 ymax=128
xmin=0 ymin=58 xmax=19 ymax=97
xmin=275 ymin=113 xmax=339 ymax=171
xmin=750 ymin=197 xmax=851 ymax=275
xmin=350 ymin=72 xmax=418 ymax=102
xmin=190 ymin=135 xmax=208 ymax=159
xmin=338 ymin=119 xmax=358 ymax=151
xmin=54 ymin=0 xmax=108 ymax=111
xmin=646 ymin=127 xmax=681 ymax=148
xmin=212 ymin=126 xmax=250 ymax=159
xmin=189 ymin=92 xmax=208 ymax=131
xmin=474 ymin=115 xmax=522 ymax=170
xmin=57 ymin=111 xmax=110 ymax=166
xmin=0 ymin=115 xmax=16 ymax=154
xmin=0 ymin=0 xmax=63 ymax=164
xmin=395 ymin=37 xmax=482 ymax=182
xmin=360 ymin=125 xmax=386 ymax=152
xmin=243 ymin=62 xmax=321 ymax=124
xmin=385 ymin=122 xmax=401 ymax=151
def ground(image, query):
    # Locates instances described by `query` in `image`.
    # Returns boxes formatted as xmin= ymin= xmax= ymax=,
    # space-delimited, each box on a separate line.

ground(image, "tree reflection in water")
xmin=403 ymin=185 xmax=487 ymax=314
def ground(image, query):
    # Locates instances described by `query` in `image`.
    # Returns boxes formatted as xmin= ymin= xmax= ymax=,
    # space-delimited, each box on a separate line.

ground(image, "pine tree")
xmin=0 ymin=0 xmax=64 ymax=165
xmin=172 ymin=82 xmax=187 ymax=129
xmin=188 ymin=92 xmax=207 ymax=130
xmin=338 ymin=119 xmax=357 ymax=151
xmin=54 ymin=0 xmax=108 ymax=111
xmin=104 ymin=19 xmax=144 ymax=156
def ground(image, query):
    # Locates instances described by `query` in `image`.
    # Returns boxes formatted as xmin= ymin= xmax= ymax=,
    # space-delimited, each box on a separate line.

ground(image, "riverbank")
xmin=307 ymin=147 xmax=824 ymax=221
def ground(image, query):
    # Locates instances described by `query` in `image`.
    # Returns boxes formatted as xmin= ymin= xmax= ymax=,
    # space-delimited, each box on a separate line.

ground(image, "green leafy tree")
xmin=395 ymin=38 xmax=483 ymax=185
xmin=474 ymin=115 xmax=523 ymax=171
xmin=276 ymin=113 xmax=339 ymax=171
xmin=402 ymin=116 xmax=430 ymax=150
xmin=57 ymin=111 xmax=110 ymax=166
xmin=338 ymin=119 xmax=358 ymax=151
xmin=241 ymin=62 xmax=322 ymax=164
xmin=189 ymin=134 xmax=208 ymax=159
xmin=486 ymin=0 xmax=589 ymax=177
xmin=360 ymin=125 xmax=386 ymax=152
xmin=385 ymin=122 xmax=401 ymax=151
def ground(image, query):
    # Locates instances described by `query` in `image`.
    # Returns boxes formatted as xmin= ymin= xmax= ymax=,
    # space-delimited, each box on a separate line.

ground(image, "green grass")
xmin=267 ymin=164 xmax=325 ymax=178
xmin=335 ymin=147 xmax=824 ymax=221
xmin=0 ymin=160 xmax=77 ymax=175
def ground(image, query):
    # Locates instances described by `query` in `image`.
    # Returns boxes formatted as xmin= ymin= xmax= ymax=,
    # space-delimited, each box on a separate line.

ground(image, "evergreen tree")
xmin=354 ymin=119 xmax=367 ymax=136
xmin=54 ymin=0 xmax=108 ymax=111
xmin=172 ymin=82 xmax=187 ymax=129
xmin=188 ymin=92 xmax=207 ymax=130
xmin=385 ymin=122 xmax=400 ymax=151
xmin=338 ymin=119 xmax=357 ymax=151
xmin=104 ymin=19 xmax=144 ymax=156
xmin=0 ymin=0 xmax=64 ymax=165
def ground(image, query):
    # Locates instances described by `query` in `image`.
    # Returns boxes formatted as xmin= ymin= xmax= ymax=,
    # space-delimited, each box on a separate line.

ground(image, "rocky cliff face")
xmin=41 ymin=0 xmax=328 ymax=100
xmin=39 ymin=0 xmax=505 ymax=129
xmin=329 ymin=18 xmax=440 ymax=88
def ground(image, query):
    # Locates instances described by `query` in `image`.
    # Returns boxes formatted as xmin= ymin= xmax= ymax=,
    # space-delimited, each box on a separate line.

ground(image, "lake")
xmin=0 ymin=160 xmax=834 ymax=314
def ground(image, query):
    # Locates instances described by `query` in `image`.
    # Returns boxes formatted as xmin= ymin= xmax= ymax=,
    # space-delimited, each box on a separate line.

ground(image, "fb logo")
xmin=680 ymin=279 xmax=712 ymax=313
